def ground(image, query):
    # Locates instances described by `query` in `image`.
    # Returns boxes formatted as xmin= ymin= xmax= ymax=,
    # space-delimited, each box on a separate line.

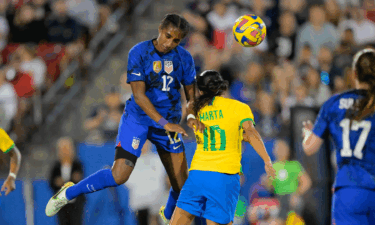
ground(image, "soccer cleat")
xmin=45 ymin=182 xmax=74 ymax=217
xmin=159 ymin=206 xmax=170 ymax=225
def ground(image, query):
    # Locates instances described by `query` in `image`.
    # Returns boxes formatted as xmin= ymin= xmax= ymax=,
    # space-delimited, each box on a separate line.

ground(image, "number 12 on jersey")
xmin=340 ymin=119 xmax=371 ymax=159
xmin=203 ymin=125 xmax=226 ymax=151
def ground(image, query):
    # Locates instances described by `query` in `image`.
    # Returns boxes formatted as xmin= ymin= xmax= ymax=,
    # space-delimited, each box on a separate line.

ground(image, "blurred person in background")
xmin=247 ymin=174 xmax=282 ymax=225
xmin=84 ymin=86 xmax=123 ymax=142
xmin=305 ymin=65 xmax=331 ymax=106
xmin=0 ymin=65 xmax=17 ymax=132
xmin=253 ymin=91 xmax=281 ymax=139
xmin=206 ymin=0 xmax=238 ymax=50
xmin=125 ymin=141 xmax=165 ymax=225
xmin=46 ymin=0 xmax=83 ymax=45
xmin=317 ymin=46 xmax=343 ymax=90
xmin=0 ymin=0 xmax=9 ymax=52
xmin=269 ymin=11 xmax=298 ymax=61
xmin=14 ymin=44 xmax=47 ymax=91
xmin=296 ymin=44 xmax=319 ymax=78
xmin=0 ymin=128 xmax=21 ymax=196
xmin=333 ymin=28 xmax=358 ymax=71
xmin=8 ymin=3 xmax=47 ymax=43
xmin=279 ymin=0 xmax=308 ymax=26
xmin=49 ymin=136 xmax=85 ymax=225
xmin=338 ymin=5 xmax=375 ymax=47
xmin=281 ymin=83 xmax=315 ymax=124
xmin=230 ymin=62 xmax=267 ymax=105
xmin=272 ymin=139 xmax=312 ymax=223
xmin=296 ymin=5 xmax=339 ymax=58
xmin=302 ymin=48 xmax=375 ymax=225
xmin=31 ymin=0 xmax=52 ymax=21
xmin=65 ymin=0 xmax=99 ymax=33
xmin=325 ymin=0 xmax=342 ymax=26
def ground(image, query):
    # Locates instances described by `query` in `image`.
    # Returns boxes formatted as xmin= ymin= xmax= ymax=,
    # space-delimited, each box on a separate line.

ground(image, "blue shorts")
xmin=332 ymin=187 xmax=375 ymax=225
xmin=177 ymin=170 xmax=240 ymax=224
xmin=115 ymin=114 xmax=184 ymax=157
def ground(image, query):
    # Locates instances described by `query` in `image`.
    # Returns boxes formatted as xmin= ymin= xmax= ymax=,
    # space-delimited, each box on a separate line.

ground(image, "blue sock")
xmin=65 ymin=169 xmax=118 ymax=200
xmin=164 ymin=187 xmax=180 ymax=220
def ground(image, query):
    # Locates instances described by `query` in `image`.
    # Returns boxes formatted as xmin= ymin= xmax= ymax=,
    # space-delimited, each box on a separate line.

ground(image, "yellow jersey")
xmin=190 ymin=96 xmax=255 ymax=174
xmin=0 ymin=128 xmax=15 ymax=154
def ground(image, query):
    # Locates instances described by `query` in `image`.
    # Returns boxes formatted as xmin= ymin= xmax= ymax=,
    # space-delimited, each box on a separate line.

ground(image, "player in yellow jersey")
xmin=0 ymin=128 xmax=22 ymax=196
xmin=168 ymin=70 xmax=275 ymax=225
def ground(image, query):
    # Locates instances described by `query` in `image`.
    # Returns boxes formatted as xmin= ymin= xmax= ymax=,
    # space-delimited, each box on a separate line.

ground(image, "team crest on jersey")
xmin=153 ymin=61 xmax=161 ymax=73
xmin=164 ymin=61 xmax=173 ymax=74
xmin=132 ymin=137 xmax=140 ymax=149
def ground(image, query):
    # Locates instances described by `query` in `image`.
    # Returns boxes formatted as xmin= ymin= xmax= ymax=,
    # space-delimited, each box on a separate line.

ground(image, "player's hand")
xmin=164 ymin=123 xmax=188 ymax=137
xmin=264 ymin=161 xmax=276 ymax=180
xmin=187 ymin=118 xmax=205 ymax=133
xmin=1 ymin=176 xmax=16 ymax=196
xmin=302 ymin=120 xmax=313 ymax=138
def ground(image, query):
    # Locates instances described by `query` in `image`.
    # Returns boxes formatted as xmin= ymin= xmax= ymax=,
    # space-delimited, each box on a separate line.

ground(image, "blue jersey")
xmin=125 ymin=39 xmax=196 ymax=128
xmin=313 ymin=89 xmax=375 ymax=189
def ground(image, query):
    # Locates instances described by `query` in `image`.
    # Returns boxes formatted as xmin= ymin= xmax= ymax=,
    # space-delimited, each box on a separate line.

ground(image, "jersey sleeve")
xmin=126 ymin=46 xmax=145 ymax=83
xmin=312 ymin=99 xmax=331 ymax=138
xmin=181 ymin=51 xmax=196 ymax=86
xmin=0 ymin=129 xmax=15 ymax=154
xmin=237 ymin=103 xmax=256 ymax=127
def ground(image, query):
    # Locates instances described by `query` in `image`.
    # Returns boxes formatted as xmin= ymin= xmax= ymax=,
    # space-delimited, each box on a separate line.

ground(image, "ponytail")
xmin=350 ymin=49 xmax=375 ymax=121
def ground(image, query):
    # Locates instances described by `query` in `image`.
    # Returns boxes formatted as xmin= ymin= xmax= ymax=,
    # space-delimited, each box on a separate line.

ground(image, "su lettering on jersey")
xmin=339 ymin=98 xmax=354 ymax=109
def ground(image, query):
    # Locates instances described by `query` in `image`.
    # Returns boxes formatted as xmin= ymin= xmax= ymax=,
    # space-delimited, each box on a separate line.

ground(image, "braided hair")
xmin=350 ymin=48 xmax=375 ymax=121
xmin=193 ymin=70 xmax=229 ymax=116
xmin=160 ymin=14 xmax=190 ymax=38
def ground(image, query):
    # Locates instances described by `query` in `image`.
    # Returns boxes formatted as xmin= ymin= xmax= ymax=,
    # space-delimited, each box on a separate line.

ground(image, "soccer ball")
xmin=233 ymin=14 xmax=267 ymax=47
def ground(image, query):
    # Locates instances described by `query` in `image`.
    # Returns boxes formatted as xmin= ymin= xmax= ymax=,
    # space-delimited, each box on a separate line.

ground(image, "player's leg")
xmin=170 ymin=207 xmax=195 ymax=225
xmin=46 ymin=117 xmax=147 ymax=217
xmin=158 ymin=148 xmax=188 ymax=220
xmin=148 ymin=128 xmax=189 ymax=222
xmin=332 ymin=187 xmax=370 ymax=225
xmin=201 ymin=171 xmax=241 ymax=225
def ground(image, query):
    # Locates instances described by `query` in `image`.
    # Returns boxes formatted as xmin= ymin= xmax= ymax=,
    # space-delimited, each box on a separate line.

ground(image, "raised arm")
xmin=242 ymin=121 xmax=275 ymax=178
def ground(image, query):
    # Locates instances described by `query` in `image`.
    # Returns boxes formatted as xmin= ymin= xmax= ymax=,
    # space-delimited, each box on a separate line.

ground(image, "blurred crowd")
xmin=0 ymin=0 xmax=128 ymax=144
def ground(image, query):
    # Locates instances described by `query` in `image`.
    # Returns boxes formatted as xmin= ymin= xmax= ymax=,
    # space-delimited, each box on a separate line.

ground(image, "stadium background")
xmin=0 ymin=0 xmax=374 ymax=224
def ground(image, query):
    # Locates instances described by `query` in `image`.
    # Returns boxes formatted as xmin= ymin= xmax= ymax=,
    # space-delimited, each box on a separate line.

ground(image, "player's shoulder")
xmin=129 ymin=40 xmax=152 ymax=55
xmin=174 ymin=45 xmax=193 ymax=59
xmin=324 ymin=89 xmax=365 ymax=109
xmin=216 ymin=97 xmax=250 ymax=109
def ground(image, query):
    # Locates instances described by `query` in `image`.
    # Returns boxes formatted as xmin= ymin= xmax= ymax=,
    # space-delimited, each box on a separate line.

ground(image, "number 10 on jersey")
xmin=203 ymin=125 xmax=226 ymax=151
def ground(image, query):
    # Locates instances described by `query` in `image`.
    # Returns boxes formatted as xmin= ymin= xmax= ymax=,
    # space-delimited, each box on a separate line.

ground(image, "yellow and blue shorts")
xmin=177 ymin=170 xmax=240 ymax=224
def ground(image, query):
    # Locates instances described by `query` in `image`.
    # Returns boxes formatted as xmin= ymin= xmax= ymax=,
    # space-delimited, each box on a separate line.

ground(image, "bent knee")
xmin=111 ymin=168 xmax=130 ymax=184
xmin=111 ymin=159 xmax=134 ymax=184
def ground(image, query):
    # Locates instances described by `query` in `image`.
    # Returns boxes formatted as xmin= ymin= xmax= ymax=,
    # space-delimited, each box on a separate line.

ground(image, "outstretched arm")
xmin=183 ymin=83 xmax=205 ymax=133
xmin=1 ymin=146 xmax=21 ymax=196
xmin=242 ymin=121 xmax=275 ymax=178
xmin=131 ymin=81 xmax=187 ymax=136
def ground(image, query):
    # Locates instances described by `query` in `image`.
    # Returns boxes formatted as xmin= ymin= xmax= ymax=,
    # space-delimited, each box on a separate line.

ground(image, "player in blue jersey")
xmin=46 ymin=14 xmax=205 ymax=219
xmin=302 ymin=48 xmax=375 ymax=225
